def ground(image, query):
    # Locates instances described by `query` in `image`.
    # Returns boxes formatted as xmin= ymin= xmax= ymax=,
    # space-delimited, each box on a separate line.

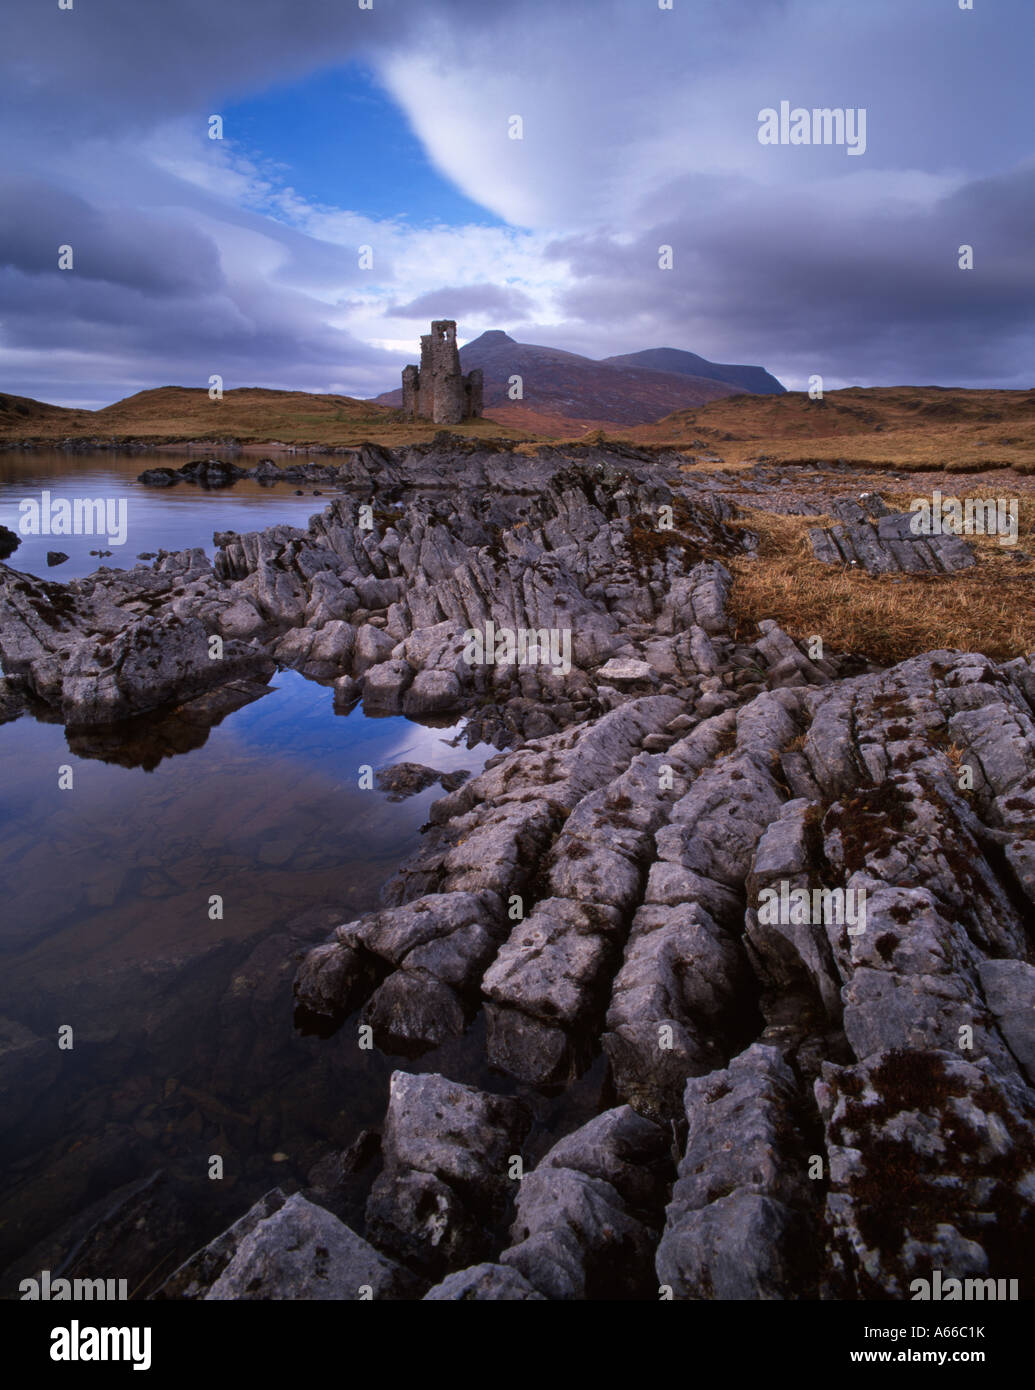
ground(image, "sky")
xmin=0 ymin=0 xmax=1032 ymax=408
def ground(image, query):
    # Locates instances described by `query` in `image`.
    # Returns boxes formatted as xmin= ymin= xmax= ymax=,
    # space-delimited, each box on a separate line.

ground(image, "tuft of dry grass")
xmin=726 ymin=503 xmax=1035 ymax=664
xmin=944 ymin=741 xmax=968 ymax=773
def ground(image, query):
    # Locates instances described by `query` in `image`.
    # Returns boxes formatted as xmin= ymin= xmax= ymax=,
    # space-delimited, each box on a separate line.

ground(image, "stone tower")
xmin=401 ymin=320 xmax=483 ymax=424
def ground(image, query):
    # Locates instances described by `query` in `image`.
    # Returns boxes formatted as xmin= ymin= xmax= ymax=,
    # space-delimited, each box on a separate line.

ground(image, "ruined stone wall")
xmin=401 ymin=365 xmax=419 ymax=419
xmin=402 ymin=321 xmax=483 ymax=423
xmin=429 ymin=321 xmax=462 ymax=424
xmin=464 ymin=368 xmax=484 ymax=419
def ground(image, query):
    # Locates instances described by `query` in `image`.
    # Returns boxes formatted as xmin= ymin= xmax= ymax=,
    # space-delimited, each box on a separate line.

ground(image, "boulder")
xmin=365 ymin=1071 xmax=530 ymax=1279
xmin=362 ymin=659 xmax=413 ymax=712
xmin=191 ymin=1192 xmax=417 ymax=1300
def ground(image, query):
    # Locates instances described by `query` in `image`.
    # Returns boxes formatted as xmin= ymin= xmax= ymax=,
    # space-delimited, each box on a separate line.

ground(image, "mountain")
xmin=601 ymin=347 xmax=785 ymax=396
xmin=376 ymin=329 xmax=778 ymax=426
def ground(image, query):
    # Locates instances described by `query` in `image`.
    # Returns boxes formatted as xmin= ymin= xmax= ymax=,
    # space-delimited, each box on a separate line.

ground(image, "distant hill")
xmin=0 ymin=391 xmax=78 ymax=427
xmin=5 ymin=380 xmax=1029 ymax=468
xmin=624 ymin=385 xmax=1035 ymax=472
xmin=376 ymin=329 xmax=773 ymax=426
xmin=0 ymin=385 xmax=526 ymax=448
xmin=92 ymin=385 xmax=393 ymax=431
xmin=601 ymin=347 xmax=785 ymax=397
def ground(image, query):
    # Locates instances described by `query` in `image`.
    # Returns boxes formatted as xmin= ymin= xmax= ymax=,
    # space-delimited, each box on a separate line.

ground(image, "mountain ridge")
xmin=375 ymin=328 xmax=785 ymax=426
xmin=601 ymin=346 xmax=785 ymax=397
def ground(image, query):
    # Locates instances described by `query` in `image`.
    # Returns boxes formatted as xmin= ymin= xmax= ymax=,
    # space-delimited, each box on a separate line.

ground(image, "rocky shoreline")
xmin=2 ymin=436 xmax=1033 ymax=1299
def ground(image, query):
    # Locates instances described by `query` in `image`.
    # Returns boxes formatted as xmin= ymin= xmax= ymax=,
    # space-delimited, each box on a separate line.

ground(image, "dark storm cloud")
xmin=392 ymin=284 xmax=537 ymax=320
xmin=1 ymin=0 xmax=1032 ymax=403
xmin=0 ymin=0 xmax=566 ymax=138
xmin=0 ymin=176 xmax=222 ymax=296
xmin=4 ymin=1 xmax=430 ymax=129
xmin=0 ymin=167 xmax=400 ymax=385
xmin=0 ymin=263 xmax=398 ymax=374
xmin=543 ymin=163 xmax=1035 ymax=388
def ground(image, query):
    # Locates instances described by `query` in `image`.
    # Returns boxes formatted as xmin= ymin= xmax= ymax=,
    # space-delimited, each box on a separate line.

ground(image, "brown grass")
xmin=944 ymin=741 xmax=968 ymax=773
xmin=6 ymin=383 xmax=1035 ymax=468
xmin=727 ymin=503 xmax=1035 ymax=664
xmin=0 ymin=385 xmax=535 ymax=448
xmin=626 ymin=386 xmax=1035 ymax=475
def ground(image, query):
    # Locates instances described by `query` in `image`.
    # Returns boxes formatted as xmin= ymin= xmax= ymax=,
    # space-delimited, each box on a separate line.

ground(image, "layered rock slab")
xmin=364 ymin=1071 xmax=531 ymax=1280
xmin=655 ymin=1045 xmax=817 ymax=1299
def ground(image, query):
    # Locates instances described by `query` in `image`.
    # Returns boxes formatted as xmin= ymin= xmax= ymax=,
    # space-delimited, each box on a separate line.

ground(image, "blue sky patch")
xmin=223 ymin=62 xmax=504 ymax=228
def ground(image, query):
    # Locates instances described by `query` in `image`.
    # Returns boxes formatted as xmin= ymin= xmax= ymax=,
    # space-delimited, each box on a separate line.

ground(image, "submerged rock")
xmin=137 ymin=467 xmax=179 ymax=487
xmin=373 ymin=762 xmax=469 ymax=801
xmin=0 ymin=676 xmax=27 ymax=724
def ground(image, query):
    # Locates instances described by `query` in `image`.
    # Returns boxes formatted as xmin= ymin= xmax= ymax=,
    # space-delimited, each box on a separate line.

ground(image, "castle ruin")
xmin=401 ymin=320 xmax=483 ymax=424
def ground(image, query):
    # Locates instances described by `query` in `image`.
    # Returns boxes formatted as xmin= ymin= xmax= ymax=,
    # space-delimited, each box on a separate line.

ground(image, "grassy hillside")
xmin=0 ymin=391 xmax=80 ymax=429
xmin=3 ymin=384 xmax=1034 ymax=472
xmin=625 ymin=386 xmax=1035 ymax=472
xmin=0 ymin=386 xmax=532 ymax=448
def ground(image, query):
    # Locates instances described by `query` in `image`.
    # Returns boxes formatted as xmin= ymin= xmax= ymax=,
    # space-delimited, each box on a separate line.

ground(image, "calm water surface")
xmin=0 ymin=447 xmax=342 ymax=580
xmin=0 ymin=451 xmax=526 ymax=1291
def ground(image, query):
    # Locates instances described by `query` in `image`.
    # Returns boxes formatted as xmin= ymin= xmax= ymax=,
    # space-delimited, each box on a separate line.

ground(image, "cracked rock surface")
xmin=809 ymin=495 xmax=977 ymax=575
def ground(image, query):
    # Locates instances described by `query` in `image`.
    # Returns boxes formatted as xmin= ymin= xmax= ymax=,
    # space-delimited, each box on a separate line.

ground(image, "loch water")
xmin=0 ymin=451 xmax=611 ymax=1294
